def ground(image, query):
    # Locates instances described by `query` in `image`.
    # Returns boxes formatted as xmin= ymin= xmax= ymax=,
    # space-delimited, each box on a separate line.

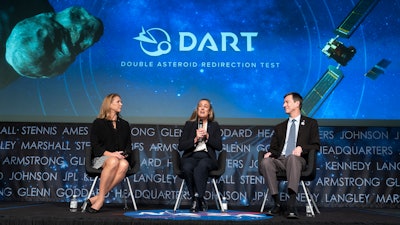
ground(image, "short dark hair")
xmin=284 ymin=92 xmax=303 ymax=109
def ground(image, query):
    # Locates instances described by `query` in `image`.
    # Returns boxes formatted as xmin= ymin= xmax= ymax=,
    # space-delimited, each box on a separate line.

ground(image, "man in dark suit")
xmin=259 ymin=92 xmax=320 ymax=219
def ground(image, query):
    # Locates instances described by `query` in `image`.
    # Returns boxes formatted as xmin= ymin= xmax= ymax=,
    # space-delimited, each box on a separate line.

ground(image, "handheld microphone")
xmin=198 ymin=119 xmax=203 ymax=142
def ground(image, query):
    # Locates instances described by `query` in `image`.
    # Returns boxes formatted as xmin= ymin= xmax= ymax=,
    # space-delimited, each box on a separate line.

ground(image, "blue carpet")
xmin=124 ymin=209 xmax=272 ymax=221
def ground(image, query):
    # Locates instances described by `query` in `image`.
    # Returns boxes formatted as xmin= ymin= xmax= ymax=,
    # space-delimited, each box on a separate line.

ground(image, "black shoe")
xmin=81 ymin=199 xmax=92 ymax=212
xmin=86 ymin=207 xmax=99 ymax=213
xmin=265 ymin=204 xmax=281 ymax=216
xmin=190 ymin=199 xmax=199 ymax=212
xmin=199 ymin=197 xmax=208 ymax=212
xmin=286 ymin=211 xmax=299 ymax=219
xmin=286 ymin=206 xmax=299 ymax=219
xmin=286 ymin=195 xmax=298 ymax=219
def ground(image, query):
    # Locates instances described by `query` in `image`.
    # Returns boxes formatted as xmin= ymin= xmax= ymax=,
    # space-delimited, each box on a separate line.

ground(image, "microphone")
xmin=198 ymin=119 xmax=204 ymax=142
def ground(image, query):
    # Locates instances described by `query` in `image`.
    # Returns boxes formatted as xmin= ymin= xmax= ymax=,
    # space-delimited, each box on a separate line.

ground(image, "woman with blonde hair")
xmin=86 ymin=93 xmax=132 ymax=213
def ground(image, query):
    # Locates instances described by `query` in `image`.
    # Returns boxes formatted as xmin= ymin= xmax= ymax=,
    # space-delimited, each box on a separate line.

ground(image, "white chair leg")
xmin=301 ymin=181 xmax=314 ymax=216
xmin=125 ymin=177 xmax=137 ymax=211
xmin=308 ymin=187 xmax=320 ymax=214
xmin=81 ymin=176 xmax=98 ymax=212
xmin=211 ymin=178 xmax=224 ymax=212
xmin=301 ymin=180 xmax=319 ymax=217
xmin=302 ymin=181 xmax=320 ymax=214
xmin=260 ymin=189 xmax=269 ymax=212
xmin=173 ymin=180 xmax=185 ymax=212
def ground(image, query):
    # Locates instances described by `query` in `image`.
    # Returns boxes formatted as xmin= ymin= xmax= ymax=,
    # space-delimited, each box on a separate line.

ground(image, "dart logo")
xmin=134 ymin=27 xmax=258 ymax=56
xmin=134 ymin=27 xmax=172 ymax=57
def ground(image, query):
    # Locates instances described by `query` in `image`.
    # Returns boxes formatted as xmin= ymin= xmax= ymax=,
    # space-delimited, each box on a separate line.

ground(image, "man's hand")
xmin=292 ymin=146 xmax=303 ymax=156
xmin=264 ymin=152 xmax=272 ymax=158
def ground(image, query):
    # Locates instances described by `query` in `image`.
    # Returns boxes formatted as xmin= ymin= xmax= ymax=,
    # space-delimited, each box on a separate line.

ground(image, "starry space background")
xmin=0 ymin=0 xmax=399 ymax=124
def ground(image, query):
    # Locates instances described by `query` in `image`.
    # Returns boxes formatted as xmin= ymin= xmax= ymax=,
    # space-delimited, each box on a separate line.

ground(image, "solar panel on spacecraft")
xmin=301 ymin=0 xmax=382 ymax=116
xmin=364 ymin=59 xmax=391 ymax=80
xmin=301 ymin=66 xmax=344 ymax=116
xmin=335 ymin=0 xmax=380 ymax=38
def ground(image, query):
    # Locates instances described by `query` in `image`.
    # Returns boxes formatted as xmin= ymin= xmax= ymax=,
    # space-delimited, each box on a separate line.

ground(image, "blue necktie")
xmin=286 ymin=119 xmax=296 ymax=156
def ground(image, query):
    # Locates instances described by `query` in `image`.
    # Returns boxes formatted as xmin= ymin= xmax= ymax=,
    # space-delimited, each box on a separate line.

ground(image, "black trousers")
xmin=181 ymin=151 xmax=218 ymax=198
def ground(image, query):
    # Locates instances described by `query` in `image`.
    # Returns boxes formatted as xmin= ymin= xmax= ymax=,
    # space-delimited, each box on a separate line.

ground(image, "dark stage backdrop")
xmin=1 ymin=122 xmax=399 ymax=208
xmin=0 ymin=0 xmax=399 ymax=125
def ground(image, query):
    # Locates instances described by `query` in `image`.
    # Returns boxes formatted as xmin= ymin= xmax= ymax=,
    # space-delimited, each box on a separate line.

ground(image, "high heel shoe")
xmin=199 ymin=197 xmax=208 ymax=212
xmin=86 ymin=207 xmax=99 ymax=213
xmin=86 ymin=199 xmax=92 ymax=208
xmin=190 ymin=197 xmax=199 ymax=212
xmin=81 ymin=199 xmax=92 ymax=212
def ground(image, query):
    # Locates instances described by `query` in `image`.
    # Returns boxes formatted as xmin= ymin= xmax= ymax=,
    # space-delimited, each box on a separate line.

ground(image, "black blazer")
xmin=269 ymin=115 xmax=320 ymax=158
xmin=90 ymin=118 xmax=132 ymax=157
xmin=178 ymin=120 xmax=222 ymax=161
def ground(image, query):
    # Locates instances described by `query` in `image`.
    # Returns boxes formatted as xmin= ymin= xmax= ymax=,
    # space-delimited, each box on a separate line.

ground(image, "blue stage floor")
xmin=0 ymin=202 xmax=399 ymax=225
xmin=124 ymin=209 xmax=271 ymax=221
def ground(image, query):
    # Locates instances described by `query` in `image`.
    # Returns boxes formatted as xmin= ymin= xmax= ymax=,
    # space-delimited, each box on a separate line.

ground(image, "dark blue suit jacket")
xmin=269 ymin=115 xmax=320 ymax=159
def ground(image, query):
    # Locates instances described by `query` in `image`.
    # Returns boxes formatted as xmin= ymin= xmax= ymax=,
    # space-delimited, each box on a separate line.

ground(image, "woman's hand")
xmin=116 ymin=151 xmax=127 ymax=159
xmin=104 ymin=151 xmax=126 ymax=159
xmin=196 ymin=128 xmax=207 ymax=140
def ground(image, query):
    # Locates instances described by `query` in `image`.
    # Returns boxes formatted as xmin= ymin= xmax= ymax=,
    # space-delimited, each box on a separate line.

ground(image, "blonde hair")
xmin=189 ymin=98 xmax=215 ymax=122
xmin=97 ymin=93 xmax=121 ymax=119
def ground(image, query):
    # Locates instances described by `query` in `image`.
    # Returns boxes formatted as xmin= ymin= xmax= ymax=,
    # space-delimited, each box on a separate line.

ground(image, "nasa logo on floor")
xmin=124 ymin=209 xmax=271 ymax=221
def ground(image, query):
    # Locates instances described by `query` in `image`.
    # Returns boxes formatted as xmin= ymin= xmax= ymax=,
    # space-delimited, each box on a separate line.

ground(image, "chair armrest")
xmin=301 ymin=149 xmax=317 ymax=180
xmin=130 ymin=149 xmax=140 ymax=174
xmin=209 ymin=150 xmax=226 ymax=177
xmin=172 ymin=150 xmax=184 ymax=177
xmin=85 ymin=147 xmax=102 ymax=176
xmin=257 ymin=151 xmax=266 ymax=174
xmin=217 ymin=150 xmax=227 ymax=174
